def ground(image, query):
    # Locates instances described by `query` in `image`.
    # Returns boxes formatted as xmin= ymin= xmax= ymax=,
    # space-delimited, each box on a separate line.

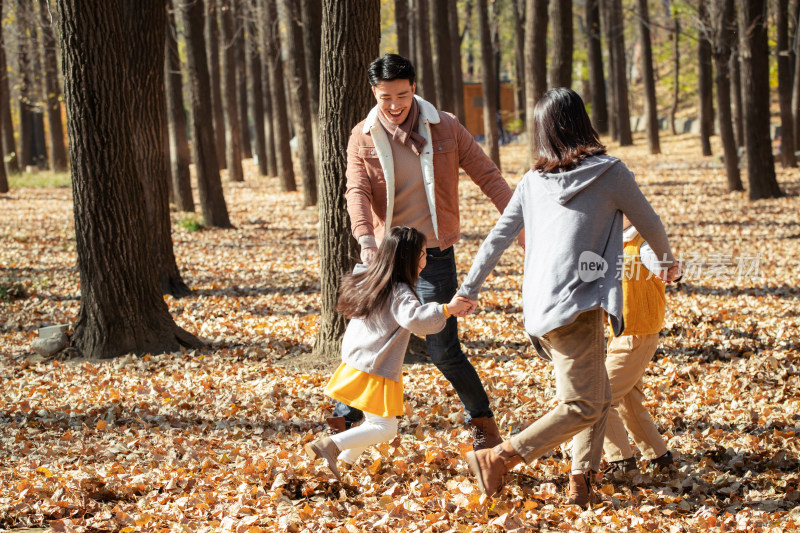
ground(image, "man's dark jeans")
xmin=333 ymin=246 xmax=493 ymax=425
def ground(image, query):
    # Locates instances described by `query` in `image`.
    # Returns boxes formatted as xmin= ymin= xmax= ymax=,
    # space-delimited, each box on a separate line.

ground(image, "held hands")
xmin=446 ymin=296 xmax=478 ymax=318
xmin=657 ymin=261 xmax=683 ymax=283
xmin=360 ymin=246 xmax=377 ymax=265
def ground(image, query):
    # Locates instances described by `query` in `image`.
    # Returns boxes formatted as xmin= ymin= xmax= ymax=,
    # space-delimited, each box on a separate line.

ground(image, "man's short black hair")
xmin=368 ymin=54 xmax=416 ymax=87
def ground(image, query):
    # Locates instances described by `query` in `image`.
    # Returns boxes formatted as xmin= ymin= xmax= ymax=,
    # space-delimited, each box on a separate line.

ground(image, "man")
xmin=331 ymin=53 xmax=515 ymax=451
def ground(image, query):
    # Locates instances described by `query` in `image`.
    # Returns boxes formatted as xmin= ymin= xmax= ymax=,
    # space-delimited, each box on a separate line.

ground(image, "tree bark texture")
xmin=124 ymin=0 xmax=190 ymax=298
xmin=165 ymin=2 xmax=195 ymax=212
xmin=602 ymin=0 xmax=618 ymax=140
xmin=730 ymin=41 xmax=744 ymax=147
xmin=637 ymin=0 xmax=659 ymax=154
xmin=247 ymin=0 xmax=268 ymax=176
xmin=182 ymin=0 xmax=233 ymax=227
xmin=512 ymin=0 xmax=525 ymax=122
xmin=586 ymin=0 xmax=607 ymax=134
xmin=793 ymin=0 xmax=800 ymax=155
xmin=315 ymin=0 xmax=378 ymax=359
xmin=17 ymin=0 xmax=34 ymax=168
xmin=549 ymin=0 xmax=572 ymax=88
xmin=0 ymin=0 xmax=15 ymax=176
xmin=263 ymin=0 xmax=296 ymax=192
xmin=739 ymin=0 xmax=781 ymax=199
xmin=205 ymin=0 xmax=227 ymax=169
xmin=432 ymin=0 xmax=454 ymax=113
xmin=55 ymin=0 xmax=202 ymax=359
xmin=257 ymin=0 xmax=277 ymax=177
xmin=280 ymin=0 xmax=317 ymax=206
xmin=698 ymin=0 xmax=714 ymax=156
xmin=234 ymin=1 xmax=252 ymax=160
xmin=0 ymin=0 xmax=6 ymax=193
xmin=477 ymin=0 xmax=500 ymax=168
xmin=414 ymin=0 xmax=437 ymax=105
xmin=39 ymin=0 xmax=68 ymax=172
xmin=710 ymin=0 xmax=742 ymax=191
xmin=448 ymin=0 xmax=465 ymax=123
xmin=301 ymin=0 xmax=322 ymax=165
xmin=220 ymin=0 xmax=244 ymax=182
xmin=609 ymin=0 xmax=632 ymax=145
xmin=670 ymin=9 xmax=679 ymax=136
xmin=777 ymin=0 xmax=796 ymax=166
xmin=395 ymin=0 xmax=409 ymax=58
xmin=524 ymin=0 xmax=548 ymax=166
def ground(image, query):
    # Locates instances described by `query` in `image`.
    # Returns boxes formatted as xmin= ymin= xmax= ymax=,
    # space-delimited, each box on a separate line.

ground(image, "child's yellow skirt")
xmin=324 ymin=362 xmax=404 ymax=417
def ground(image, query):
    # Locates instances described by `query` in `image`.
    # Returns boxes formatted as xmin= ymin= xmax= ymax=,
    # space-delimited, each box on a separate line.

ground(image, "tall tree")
xmin=698 ymin=0 xmax=713 ymax=156
xmin=0 ymin=0 xmax=6 ymax=194
xmin=233 ymin=1 xmax=252 ymax=160
xmin=730 ymin=38 xmax=744 ymax=147
xmin=669 ymin=5 xmax=679 ymax=135
xmin=525 ymin=0 xmax=548 ymax=165
xmin=602 ymin=0 xmax=618 ymax=139
xmin=17 ymin=0 xmax=34 ymax=168
xmin=220 ymin=0 xmax=244 ymax=182
xmin=316 ymin=0 xmax=379 ymax=359
xmin=739 ymin=0 xmax=781 ymax=199
xmin=125 ymin=0 xmax=191 ymax=297
xmin=263 ymin=0 xmax=296 ymax=192
xmin=205 ymin=0 xmax=227 ymax=169
xmin=39 ymin=0 xmax=67 ymax=171
xmin=637 ymin=0 xmax=659 ymax=154
xmin=777 ymin=0 xmax=796 ymax=167
xmin=549 ymin=0 xmax=572 ymax=88
xmin=165 ymin=1 xmax=195 ymax=212
xmin=395 ymin=0 xmax=409 ymax=58
xmin=55 ymin=0 xmax=202 ymax=358
xmin=586 ymin=0 xmax=608 ymax=133
xmin=279 ymin=0 xmax=316 ymax=206
xmin=709 ymin=0 xmax=743 ymax=191
xmin=431 ymin=0 xmax=454 ymax=113
xmin=793 ymin=0 xmax=800 ymax=154
xmin=258 ymin=0 xmax=278 ymax=178
xmin=0 ymin=0 xmax=17 ymax=174
xmin=609 ymin=0 xmax=632 ymax=145
xmin=512 ymin=0 xmax=526 ymax=122
xmin=414 ymin=0 xmax=436 ymax=104
xmin=448 ymin=0 xmax=465 ymax=123
xmin=477 ymin=0 xmax=500 ymax=168
xmin=182 ymin=0 xmax=233 ymax=227
xmin=247 ymin=0 xmax=268 ymax=176
xmin=300 ymin=0 xmax=322 ymax=164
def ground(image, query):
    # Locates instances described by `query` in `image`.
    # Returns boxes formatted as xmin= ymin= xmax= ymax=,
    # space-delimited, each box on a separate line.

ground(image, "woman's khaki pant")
xmin=601 ymin=333 xmax=668 ymax=462
xmin=510 ymin=308 xmax=611 ymax=473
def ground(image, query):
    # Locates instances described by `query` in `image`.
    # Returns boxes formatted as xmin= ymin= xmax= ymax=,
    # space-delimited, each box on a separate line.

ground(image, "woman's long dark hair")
xmin=336 ymin=226 xmax=426 ymax=319
xmin=532 ymin=87 xmax=606 ymax=173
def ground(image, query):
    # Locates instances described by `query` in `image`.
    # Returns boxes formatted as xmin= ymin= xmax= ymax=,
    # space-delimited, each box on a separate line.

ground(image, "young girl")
xmin=457 ymin=88 xmax=680 ymax=505
xmin=306 ymin=226 xmax=472 ymax=480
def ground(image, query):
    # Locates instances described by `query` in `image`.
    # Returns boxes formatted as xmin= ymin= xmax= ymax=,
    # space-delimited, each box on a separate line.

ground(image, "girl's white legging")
xmin=330 ymin=412 xmax=398 ymax=464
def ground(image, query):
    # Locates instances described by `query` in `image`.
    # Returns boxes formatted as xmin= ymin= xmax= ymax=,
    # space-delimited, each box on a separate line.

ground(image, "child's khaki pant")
xmin=509 ymin=308 xmax=611 ymax=473
xmin=602 ymin=333 xmax=668 ymax=462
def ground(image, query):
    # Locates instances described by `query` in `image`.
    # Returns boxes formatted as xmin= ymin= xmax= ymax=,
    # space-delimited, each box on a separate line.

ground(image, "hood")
xmin=538 ymin=155 xmax=619 ymax=205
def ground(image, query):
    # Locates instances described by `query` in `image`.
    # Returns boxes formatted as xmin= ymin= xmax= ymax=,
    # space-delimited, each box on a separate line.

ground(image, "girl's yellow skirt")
xmin=324 ymin=362 xmax=404 ymax=417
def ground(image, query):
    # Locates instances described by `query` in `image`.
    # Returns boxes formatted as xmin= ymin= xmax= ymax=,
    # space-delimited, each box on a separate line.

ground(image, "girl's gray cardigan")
xmin=341 ymin=282 xmax=447 ymax=382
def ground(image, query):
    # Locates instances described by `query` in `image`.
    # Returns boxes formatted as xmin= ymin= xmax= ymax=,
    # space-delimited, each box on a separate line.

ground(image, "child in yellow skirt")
xmin=305 ymin=226 xmax=474 ymax=480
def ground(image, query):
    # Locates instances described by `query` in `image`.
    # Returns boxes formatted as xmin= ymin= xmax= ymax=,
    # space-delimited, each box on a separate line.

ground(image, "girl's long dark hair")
xmin=533 ymin=87 xmax=607 ymax=173
xmin=336 ymin=226 xmax=426 ymax=319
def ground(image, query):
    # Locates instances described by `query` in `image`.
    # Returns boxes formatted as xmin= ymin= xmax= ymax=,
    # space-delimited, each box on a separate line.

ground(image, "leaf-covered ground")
xmin=1 ymin=134 xmax=799 ymax=532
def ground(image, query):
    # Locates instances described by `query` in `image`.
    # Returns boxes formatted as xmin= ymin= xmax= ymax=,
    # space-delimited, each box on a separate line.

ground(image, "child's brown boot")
xmin=305 ymin=436 xmax=342 ymax=481
xmin=466 ymin=441 xmax=523 ymax=497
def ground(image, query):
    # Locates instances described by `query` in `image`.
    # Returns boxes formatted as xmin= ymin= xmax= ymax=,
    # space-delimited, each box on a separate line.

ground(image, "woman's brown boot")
xmin=567 ymin=471 xmax=599 ymax=506
xmin=466 ymin=441 xmax=523 ymax=497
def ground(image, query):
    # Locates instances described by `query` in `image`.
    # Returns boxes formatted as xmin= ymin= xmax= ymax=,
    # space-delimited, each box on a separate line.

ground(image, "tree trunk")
xmin=263 ymin=0 xmax=297 ymax=192
xmin=279 ymin=0 xmax=316 ymax=206
xmin=602 ymin=0 xmax=618 ymax=140
xmin=205 ymin=0 xmax=227 ymax=169
xmin=730 ymin=40 xmax=744 ymax=147
xmin=0 ymin=1 xmax=16 ymax=175
xmin=477 ymin=0 xmax=500 ymax=168
xmin=448 ymin=0 xmax=466 ymax=123
xmin=234 ymin=1 xmax=252 ymax=160
xmin=710 ymin=0 xmax=743 ymax=191
xmin=316 ymin=0 xmax=378 ymax=359
xmin=585 ymin=0 xmax=607 ymax=134
xmin=777 ymin=0 xmax=797 ymax=166
xmin=549 ymin=0 xmax=572 ymax=88
xmin=25 ymin=1 xmax=47 ymax=169
xmin=525 ymin=0 xmax=548 ymax=165
xmin=301 ymin=0 xmax=322 ymax=166
xmin=512 ymin=0 xmax=525 ymax=123
xmin=0 ymin=0 xmax=6 ymax=192
xmin=739 ymin=0 xmax=781 ymax=199
xmin=609 ymin=0 xmax=632 ymax=145
xmin=258 ymin=0 xmax=278 ymax=178
xmin=793 ymin=0 xmax=800 ymax=155
xmin=220 ymin=0 xmax=244 ymax=182
xmin=55 ymin=0 xmax=203 ymax=359
xmin=670 ymin=8 xmax=679 ymax=135
xmin=17 ymin=1 xmax=33 ymax=168
xmin=637 ymin=0 xmax=659 ymax=154
xmin=698 ymin=0 xmax=713 ymax=156
xmin=414 ymin=0 xmax=437 ymax=105
xmin=165 ymin=1 xmax=195 ymax=212
xmin=124 ymin=0 xmax=191 ymax=298
xmin=182 ymin=0 xmax=234 ymax=227
xmin=395 ymin=0 xmax=409 ymax=58
xmin=432 ymin=0 xmax=454 ymax=113
xmin=39 ymin=0 xmax=68 ymax=172
xmin=247 ymin=0 xmax=268 ymax=176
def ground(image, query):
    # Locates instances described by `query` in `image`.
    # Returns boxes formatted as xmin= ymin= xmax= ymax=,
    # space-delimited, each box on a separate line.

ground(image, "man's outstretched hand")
xmin=447 ymin=296 xmax=478 ymax=317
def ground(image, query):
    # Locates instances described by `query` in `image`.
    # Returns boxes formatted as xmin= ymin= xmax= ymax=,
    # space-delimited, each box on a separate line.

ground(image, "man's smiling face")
xmin=372 ymin=79 xmax=416 ymax=125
